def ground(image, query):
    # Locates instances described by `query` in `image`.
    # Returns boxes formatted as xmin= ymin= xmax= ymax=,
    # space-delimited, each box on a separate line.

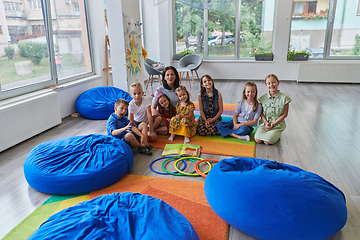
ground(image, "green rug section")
xmin=2 ymin=193 xmax=89 ymax=240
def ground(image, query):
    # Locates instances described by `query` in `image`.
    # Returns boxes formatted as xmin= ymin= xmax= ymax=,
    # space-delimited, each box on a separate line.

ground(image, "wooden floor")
xmin=1 ymin=79 xmax=360 ymax=239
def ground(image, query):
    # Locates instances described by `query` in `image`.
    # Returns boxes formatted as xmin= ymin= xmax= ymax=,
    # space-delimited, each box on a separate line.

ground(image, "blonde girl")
xmin=197 ymin=75 xmax=223 ymax=136
xmin=168 ymin=86 xmax=198 ymax=143
xmin=254 ymin=74 xmax=291 ymax=145
xmin=216 ymin=82 xmax=262 ymax=141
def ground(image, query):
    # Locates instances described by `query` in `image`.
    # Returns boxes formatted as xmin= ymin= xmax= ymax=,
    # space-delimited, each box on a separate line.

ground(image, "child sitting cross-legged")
xmin=106 ymin=98 xmax=152 ymax=155
xmin=128 ymin=82 xmax=157 ymax=144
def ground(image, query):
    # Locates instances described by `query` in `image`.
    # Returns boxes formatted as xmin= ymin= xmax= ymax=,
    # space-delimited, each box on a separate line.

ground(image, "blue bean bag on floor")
xmin=75 ymin=86 xmax=132 ymax=120
xmin=204 ymin=157 xmax=347 ymax=240
xmin=24 ymin=134 xmax=133 ymax=195
xmin=28 ymin=192 xmax=199 ymax=240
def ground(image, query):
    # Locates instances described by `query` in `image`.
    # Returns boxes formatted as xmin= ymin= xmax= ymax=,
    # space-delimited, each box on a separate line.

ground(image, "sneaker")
xmin=147 ymin=145 xmax=153 ymax=150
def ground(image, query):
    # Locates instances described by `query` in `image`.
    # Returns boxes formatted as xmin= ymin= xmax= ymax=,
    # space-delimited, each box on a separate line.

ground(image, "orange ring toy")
xmin=194 ymin=159 xmax=220 ymax=177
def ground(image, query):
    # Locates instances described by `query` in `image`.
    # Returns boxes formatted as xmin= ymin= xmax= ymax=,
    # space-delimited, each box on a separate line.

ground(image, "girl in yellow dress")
xmin=168 ymin=86 xmax=198 ymax=143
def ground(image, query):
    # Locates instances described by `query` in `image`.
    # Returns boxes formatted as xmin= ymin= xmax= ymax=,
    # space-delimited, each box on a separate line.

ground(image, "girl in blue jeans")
xmin=216 ymin=82 xmax=262 ymax=141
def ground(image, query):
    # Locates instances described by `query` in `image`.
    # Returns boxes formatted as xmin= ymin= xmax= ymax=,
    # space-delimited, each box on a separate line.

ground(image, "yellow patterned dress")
xmin=169 ymin=101 xmax=198 ymax=137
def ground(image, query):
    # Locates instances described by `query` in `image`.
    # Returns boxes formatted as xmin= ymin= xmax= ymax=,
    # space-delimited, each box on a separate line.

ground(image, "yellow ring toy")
xmin=174 ymin=157 xmax=211 ymax=176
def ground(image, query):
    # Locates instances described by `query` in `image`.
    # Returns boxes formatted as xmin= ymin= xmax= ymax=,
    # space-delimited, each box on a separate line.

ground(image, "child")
xmin=216 ymin=82 xmax=262 ymax=141
xmin=128 ymin=82 xmax=157 ymax=142
xmin=153 ymin=93 xmax=176 ymax=135
xmin=168 ymin=86 xmax=198 ymax=143
xmin=197 ymin=74 xmax=223 ymax=136
xmin=106 ymin=98 xmax=152 ymax=155
xmin=255 ymin=74 xmax=291 ymax=145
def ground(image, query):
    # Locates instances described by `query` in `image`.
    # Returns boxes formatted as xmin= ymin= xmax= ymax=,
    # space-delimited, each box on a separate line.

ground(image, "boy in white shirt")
xmin=128 ymin=82 xmax=157 ymax=143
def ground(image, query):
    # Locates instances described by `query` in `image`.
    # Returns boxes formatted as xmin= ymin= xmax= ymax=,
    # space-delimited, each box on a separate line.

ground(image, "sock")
xmin=184 ymin=136 xmax=190 ymax=143
xmin=238 ymin=135 xmax=250 ymax=141
xmin=168 ymin=134 xmax=175 ymax=141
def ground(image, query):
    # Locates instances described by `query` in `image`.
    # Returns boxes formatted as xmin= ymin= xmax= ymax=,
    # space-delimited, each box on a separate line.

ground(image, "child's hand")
xmin=265 ymin=122 xmax=272 ymax=131
xmin=233 ymin=123 xmax=241 ymax=130
xmin=124 ymin=122 xmax=133 ymax=131
xmin=140 ymin=136 xmax=148 ymax=147
xmin=147 ymin=131 xmax=157 ymax=141
xmin=175 ymin=114 xmax=182 ymax=120
xmin=166 ymin=118 xmax=171 ymax=122
xmin=205 ymin=119 xmax=210 ymax=128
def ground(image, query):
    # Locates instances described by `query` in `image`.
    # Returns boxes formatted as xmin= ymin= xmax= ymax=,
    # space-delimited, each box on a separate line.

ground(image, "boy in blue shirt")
xmin=107 ymin=98 xmax=152 ymax=155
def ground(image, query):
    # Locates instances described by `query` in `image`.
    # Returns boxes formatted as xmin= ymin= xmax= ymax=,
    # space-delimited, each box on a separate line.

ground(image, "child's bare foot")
xmin=184 ymin=136 xmax=190 ymax=143
xmin=238 ymin=135 xmax=250 ymax=141
xmin=168 ymin=134 xmax=175 ymax=141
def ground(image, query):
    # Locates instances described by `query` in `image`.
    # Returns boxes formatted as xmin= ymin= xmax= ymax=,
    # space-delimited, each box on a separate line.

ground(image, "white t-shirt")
xmin=128 ymin=96 xmax=151 ymax=123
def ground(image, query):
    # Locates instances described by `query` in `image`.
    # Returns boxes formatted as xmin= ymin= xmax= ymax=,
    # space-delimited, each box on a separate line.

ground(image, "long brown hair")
xmin=199 ymin=74 xmax=217 ymax=104
xmin=175 ymin=85 xmax=190 ymax=104
xmin=242 ymin=82 xmax=259 ymax=112
xmin=156 ymin=94 xmax=174 ymax=116
xmin=162 ymin=66 xmax=180 ymax=90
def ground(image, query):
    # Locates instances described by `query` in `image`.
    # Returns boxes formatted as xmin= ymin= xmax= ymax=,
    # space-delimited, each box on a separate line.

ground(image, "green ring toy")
xmin=162 ymin=157 xmax=197 ymax=176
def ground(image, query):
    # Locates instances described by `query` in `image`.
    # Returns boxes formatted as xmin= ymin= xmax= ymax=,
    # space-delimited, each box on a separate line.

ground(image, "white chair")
xmin=178 ymin=54 xmax=203 ymax=84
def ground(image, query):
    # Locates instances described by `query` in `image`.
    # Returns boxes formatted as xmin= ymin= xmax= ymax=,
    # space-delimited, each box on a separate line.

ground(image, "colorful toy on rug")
xmin=150 ymin=156 xmax=219 ymax=177
xmin=24 ymin=134 xmax=133 ymax=195
xmin=204 ymin=157 xmax=348 ymax=240
xmin=75 ymin=86 xmax=132 ymax=120
xmin=28 ymin=192 xmax=200 ymax=240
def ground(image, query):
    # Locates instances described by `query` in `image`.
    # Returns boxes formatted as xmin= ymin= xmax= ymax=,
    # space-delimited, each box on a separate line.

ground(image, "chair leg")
xmin=146 ymin=74 xmax=151 ymax=89
xmin=179 ymin=72 xmax=183 ymax=84
xmin=151 ymin=75 xmax=154 ymax=86
xmin=186 ymin=72 xmax=191 ymax=89
xmin=195 ymin=70 xmax=200 ymax=82
xmin=158 ymin=75 xmax=162 ymax=85
xmin=191 ymin=71 xmax=195 ymax=84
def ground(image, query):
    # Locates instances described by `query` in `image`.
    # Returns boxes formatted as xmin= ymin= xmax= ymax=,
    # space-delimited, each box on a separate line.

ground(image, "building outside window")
xmin=290 ymin=0 xmax=360 ymax=58
xmin=0 ymin=0 xmax=93 ymax=100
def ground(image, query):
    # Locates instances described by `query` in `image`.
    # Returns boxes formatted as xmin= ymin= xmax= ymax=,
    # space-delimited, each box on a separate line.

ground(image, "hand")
xmin=166 ymin=118 xmax=171 ymax=122
xmin=265 ymin=122 xmax=272 ymax=131
xmin=176 ymin=114 xmax=182 ymax=120
xmin=147 ymin=131 xmax=158 ymax=141
xmin=140 ymin=137 xmax=148 ymax=147
xmin=205 ymin=119 xmax=210 ymax=128
xmin=124 ymin=122 xmax=133 ymax=131
xmin=233 ymin=123 xmax=241 ymax=130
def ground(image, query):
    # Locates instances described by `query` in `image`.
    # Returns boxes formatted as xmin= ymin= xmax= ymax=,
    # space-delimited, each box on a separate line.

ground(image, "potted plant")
xmin=173 ymin=48 xmax=194 ymax=61
xmin=254 ymin=51 xmax=274 ymax=61
xmin=287 ymin=48 xmax=311 ymax=61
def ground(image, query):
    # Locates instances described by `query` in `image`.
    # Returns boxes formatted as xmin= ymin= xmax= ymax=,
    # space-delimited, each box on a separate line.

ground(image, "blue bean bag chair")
xmin=28 ymin=192 xmax=199 ymax=240
xmin=24 ymin=134 xmax=133 ymax=195
xmin=204 ymin=157 xmax=347 ymax=240
xmin=75 ymin=86 xmax=132 ymax=120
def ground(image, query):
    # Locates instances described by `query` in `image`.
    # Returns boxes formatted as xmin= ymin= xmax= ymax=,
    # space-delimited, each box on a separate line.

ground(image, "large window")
xmin=175 ymin=0 xmax=275 ymax=59
xmin=0 ymin=0 xmax=93 ymax=100
xmin=290 ymin=0 xmax=360 ymax=59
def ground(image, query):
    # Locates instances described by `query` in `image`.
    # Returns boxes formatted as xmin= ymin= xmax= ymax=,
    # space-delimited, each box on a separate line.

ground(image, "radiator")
xmin=0 ymin=91 xmax=62 ymax=152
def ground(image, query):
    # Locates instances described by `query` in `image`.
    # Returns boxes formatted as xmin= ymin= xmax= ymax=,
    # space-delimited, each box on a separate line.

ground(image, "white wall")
xmin=142 ymin=0 xmax=360 ymax=82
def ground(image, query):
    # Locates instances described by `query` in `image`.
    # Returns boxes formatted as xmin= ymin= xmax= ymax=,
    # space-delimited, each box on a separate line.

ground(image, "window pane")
xmin=208 ymin=1 xmax=236 ymax=57
xmin=51 ymin=0 xmax=92 ymax=80
xmin=175 ymin=2 xmax=204 ymax=57
xmin=290 ymin=0 xmax=329 ymax=58
xmin=0 ymin=0 xmax=51 ymax=91
xmin=241 ymin=0 xmax=274 ymax=57
xmin=330 ymin=0 xmax=360 ymax=57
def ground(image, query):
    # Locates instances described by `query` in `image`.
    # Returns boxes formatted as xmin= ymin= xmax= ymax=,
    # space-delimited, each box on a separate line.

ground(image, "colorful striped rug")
xmin=4 ymin=174 xmax=228 ymax=240
xmin=152 ymin=103 xmax=256 ymax=157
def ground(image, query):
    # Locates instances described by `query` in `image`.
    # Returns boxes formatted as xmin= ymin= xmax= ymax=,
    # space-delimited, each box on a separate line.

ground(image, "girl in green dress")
xmin=254 ymin=74 xmax=291 ymax=145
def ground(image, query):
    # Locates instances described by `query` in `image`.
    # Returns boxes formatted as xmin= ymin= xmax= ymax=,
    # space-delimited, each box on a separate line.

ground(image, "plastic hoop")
xmin=194 ymin=159 xmax=220 ymax=177
xmin=174 ymin=157 xmax=211 ymax=176
xmin=162 ymin=157 xmax=197 ymax=176
xmin=150 ymin=157 xmax=186 ymax=175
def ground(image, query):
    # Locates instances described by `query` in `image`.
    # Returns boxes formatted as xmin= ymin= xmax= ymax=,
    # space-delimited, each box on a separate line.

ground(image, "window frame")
xmin=0 ymin=0 xmax=94 ymax=101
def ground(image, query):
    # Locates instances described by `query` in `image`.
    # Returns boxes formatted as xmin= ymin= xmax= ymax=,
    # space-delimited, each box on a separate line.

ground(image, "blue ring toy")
xmin=150 ymin=157 xmax=186 ymax=175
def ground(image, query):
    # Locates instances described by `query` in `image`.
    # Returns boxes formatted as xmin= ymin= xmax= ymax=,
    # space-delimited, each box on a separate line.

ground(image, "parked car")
xmin=187 ymin=36 xmax=198 ymax=47
xmin=208 ymin=35 xmax=235 ymax=46
xmin=305 ymin=48 xmax=334 ymax=58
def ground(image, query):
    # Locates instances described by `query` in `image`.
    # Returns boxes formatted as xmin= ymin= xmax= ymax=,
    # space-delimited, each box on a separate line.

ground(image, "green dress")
xmin=254 ymin=91 xmax=291 ymax=144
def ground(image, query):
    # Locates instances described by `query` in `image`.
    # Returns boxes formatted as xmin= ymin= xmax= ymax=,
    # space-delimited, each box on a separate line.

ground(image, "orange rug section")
xmin=90 ymin=174 xmax=228 ymax=240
